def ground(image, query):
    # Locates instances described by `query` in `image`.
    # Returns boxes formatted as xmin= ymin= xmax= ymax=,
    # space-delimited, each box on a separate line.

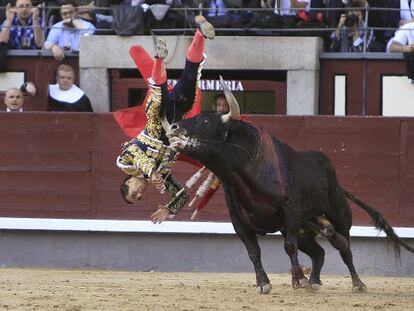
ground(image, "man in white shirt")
xmin=388 ymin=21 xmax=414 ymax=85
xmin=388 ymin=22 xmax=414 ymax=53
xmin=44 ymin=0 xmax=95 ymax=61
xmin=398 ymin=0 xmax=414 ymax=26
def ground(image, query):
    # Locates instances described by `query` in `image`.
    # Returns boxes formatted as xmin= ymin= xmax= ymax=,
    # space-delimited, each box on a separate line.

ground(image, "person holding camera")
xmin=44 ymin=0 xmax=95 ymax=61
xmin=329 ymin=0 xmax=374 ymax=52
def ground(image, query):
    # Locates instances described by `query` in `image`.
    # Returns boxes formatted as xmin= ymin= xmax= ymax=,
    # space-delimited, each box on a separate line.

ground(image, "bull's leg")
xmin=283 ymin=197 xmax=308 ymax=289
xmin=284 ymin=234 xmax=307 ymax=289
xmin=235 ymin=225 xmax=272 ymax=294
xmin=325 ymin=166 xmax=366 ymax=291
xmin=224 ymin=191 xmax=271 ymax=294
xmin=298 ymin=233 xmax=325 ymax=289
xmin=327 ymin=230 xmax=366 ymax=291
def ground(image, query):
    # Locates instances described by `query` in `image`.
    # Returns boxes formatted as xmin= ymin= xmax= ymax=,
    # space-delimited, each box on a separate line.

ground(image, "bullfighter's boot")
xmin=195 ymin=15 xmax=215 ymax=40
xmin=187 ymin=17 xmax=215 ymax=63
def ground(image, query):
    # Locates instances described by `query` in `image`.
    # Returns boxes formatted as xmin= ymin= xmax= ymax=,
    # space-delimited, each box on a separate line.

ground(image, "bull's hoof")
xmin=308 ymin=278 xmax=322 ymax=288
xmin=292 ymin=277 xmax=308 ymax=289
xmin=352 ymin=283 xmax=367 ymax=292
xmin=256 ymin=283 xmax=272 ymax=294
xmin=307 ymin=283 xmax=321 ymax=290
xmin=352 ymin=279 xmax=367 ymax=292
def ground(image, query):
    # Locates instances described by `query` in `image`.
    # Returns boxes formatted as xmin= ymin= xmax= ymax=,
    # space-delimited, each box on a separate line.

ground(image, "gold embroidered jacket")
xmin=116 ymin=83 xmax=188 ymax=214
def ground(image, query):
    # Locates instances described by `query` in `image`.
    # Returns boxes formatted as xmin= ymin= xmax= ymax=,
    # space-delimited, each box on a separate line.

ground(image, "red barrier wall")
xmin=0 ymin=112 xmax=413 ymax=227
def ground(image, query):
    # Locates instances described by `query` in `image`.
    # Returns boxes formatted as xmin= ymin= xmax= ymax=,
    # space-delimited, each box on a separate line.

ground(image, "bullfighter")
xmin=116 ymin=15 xmax=215 ymax=223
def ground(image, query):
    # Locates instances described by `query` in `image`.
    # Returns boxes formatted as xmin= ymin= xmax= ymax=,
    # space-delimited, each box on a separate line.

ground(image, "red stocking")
xmin=186 ymin=29 xmax=205 ymax=63
xmin=151 ymin=57 xmax=167 ymax=85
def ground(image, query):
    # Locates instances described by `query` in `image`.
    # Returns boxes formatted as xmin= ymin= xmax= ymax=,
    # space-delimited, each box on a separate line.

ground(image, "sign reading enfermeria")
xmin=168 ymin=79 xmax=244 ymax=91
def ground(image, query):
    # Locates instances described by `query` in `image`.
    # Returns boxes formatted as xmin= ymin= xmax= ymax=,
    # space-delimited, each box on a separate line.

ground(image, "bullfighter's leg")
xmin=224 ymin=189 xmax=271 ymax=294
xmin=168 ymin=33 xmax=207 ymax=119
xmin=297 ymin=232 xmax=325 ymax=289
xmin=167 ymin=20 xmax=214 ymax=121
xmin=283 ymin=196 xmax=308 ymax=289
xmin=150 ymin=39 xmax=168 ymax=85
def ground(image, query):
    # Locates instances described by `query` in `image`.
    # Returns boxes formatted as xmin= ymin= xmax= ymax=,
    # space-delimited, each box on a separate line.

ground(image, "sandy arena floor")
xmin=0 ymin=268 xmax=413 ymax=311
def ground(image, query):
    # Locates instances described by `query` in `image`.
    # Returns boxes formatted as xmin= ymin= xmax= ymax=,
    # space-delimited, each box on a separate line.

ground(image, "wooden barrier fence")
xmin=0 ymin=112 xmax=413 ymax=227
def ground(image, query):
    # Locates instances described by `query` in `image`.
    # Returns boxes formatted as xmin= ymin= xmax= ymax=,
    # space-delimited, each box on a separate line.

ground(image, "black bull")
xmin=163 ymin=82 xmax=414 ymax=294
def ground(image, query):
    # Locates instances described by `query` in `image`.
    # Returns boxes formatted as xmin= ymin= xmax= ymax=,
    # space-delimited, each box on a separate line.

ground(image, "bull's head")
xmin=164 ymin=76 xmax=255 ymax=174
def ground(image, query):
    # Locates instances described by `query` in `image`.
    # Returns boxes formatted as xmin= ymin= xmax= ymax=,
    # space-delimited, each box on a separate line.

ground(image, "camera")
xmin=344 ymin=13 xmax=359 ymax=27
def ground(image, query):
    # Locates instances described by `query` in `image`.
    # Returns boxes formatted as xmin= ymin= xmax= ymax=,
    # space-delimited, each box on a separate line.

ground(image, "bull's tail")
xmin=344 ymin=190 xmax=414 ymax=257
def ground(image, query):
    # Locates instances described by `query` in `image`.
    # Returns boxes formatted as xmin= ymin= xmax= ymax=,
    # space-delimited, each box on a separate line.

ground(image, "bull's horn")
xmin=160 ymin=113 xmax=171 ymax=132
xmin=219 ymin=75 xmax=240 ymax=123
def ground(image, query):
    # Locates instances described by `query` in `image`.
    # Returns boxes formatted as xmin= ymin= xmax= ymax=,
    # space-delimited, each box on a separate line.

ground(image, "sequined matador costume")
xmin=116 ymin=31 xmax=207 ymax=215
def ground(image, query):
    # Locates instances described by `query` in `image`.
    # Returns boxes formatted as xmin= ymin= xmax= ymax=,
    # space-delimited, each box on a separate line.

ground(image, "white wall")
xmin=383 ymin=76 xmax=414 ymax=116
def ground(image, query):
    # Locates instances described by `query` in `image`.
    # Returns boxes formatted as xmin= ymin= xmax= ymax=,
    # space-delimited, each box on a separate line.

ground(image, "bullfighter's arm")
xmin=164 ymin=175 xmax=190 ymax=215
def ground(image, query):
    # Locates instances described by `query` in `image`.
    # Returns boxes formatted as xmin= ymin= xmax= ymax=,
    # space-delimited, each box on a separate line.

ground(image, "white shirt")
xmin=400 ymin=0 xmax=414 ymax=21
xmin=393 ymin=21 xmax=414 ymax=45
xmin=274 ymin=0 xmax=310 ymax=16
xmin=44 ymin=20 xmax=95 ymax=52
xmin=6 ymin=107 xmax=23 ymax=112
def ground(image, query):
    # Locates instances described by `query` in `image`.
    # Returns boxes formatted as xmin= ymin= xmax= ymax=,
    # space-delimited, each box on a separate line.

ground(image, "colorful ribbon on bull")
xmin=173 ymin=166 xmax=221 ymax=219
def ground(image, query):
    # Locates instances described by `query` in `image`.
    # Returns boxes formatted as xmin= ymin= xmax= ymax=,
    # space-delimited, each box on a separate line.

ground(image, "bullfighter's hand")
xmin=150 ymin=172 xmax=165 ymax=191
xmin=151 ymin=206 xmax=170 ymax=224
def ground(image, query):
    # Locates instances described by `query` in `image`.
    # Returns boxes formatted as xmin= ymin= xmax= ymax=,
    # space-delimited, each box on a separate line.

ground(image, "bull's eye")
xmin=223 ymin=130 xmax=229 ymax=141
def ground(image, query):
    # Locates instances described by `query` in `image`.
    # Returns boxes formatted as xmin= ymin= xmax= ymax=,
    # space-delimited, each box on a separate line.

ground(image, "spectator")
xmin=76 ymin=0 xmax=115 ymax=30
xmin=48 ymin=64 xmax=93 ymax=111
xmin=388 ymin=22 xmax=414 ymax=53
xmin=212 ymin=91 xmax=250 ymax=121
xmin=44 ymin=0 xmax=95 ymax=61
xmin=213 ymin=93 xmax=229 ymax=112
xmin=0 ymin=0 xmax=43 ymax=49
xmin=324 ymin=0 xmax=346 ymax=28
xmin=194 ymin=0 xmax=243 ymax=30
xmin=363 ymin=0 xmax=390 ymax=50
xmin=3 ymin=82 xmax=36 ymax=112
xmin=387 ymin=21 xmax=414 ymax=85
xmin=398 ymin=0 xmax=414 ymax=26
xmin=261 ymin=0 xmax=310 ymax=16
xmin=329 ymin=0 xmax=375 ymax=52
xmin=145 ymin=0 xmax=191 ymax=32
xmin=248 ymin=0 xmax=310 ymax=31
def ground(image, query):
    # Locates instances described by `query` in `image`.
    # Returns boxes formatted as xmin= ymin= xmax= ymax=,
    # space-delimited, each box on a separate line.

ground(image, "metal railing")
xmin=1 ymin=4 xmax=413 ymax=53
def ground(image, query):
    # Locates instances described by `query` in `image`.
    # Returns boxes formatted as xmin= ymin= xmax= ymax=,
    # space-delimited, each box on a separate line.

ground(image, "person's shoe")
xmin=156 ymin=38 xmax=168 ymax=59
xmin=195 ymin=15 xmax=215 ymax=39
